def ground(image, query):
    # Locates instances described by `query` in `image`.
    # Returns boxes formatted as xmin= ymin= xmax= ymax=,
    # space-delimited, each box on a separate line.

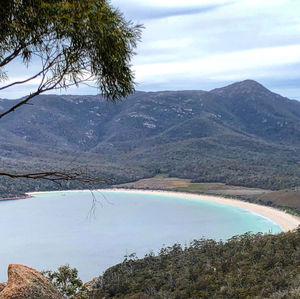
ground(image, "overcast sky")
xmin=3 ymin=0 xmax=300 ymax=99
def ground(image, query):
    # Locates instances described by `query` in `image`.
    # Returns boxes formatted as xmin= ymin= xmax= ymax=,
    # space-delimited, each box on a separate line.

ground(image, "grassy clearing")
xmin=116 ymin=175 xmax=268 ymax=197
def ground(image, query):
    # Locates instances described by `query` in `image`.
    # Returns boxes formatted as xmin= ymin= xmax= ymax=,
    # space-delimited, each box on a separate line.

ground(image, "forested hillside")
xmin=83 ymin=229 xmax=300 ymax=298
xmin=1 ymin=80 xmax=300 ymax=196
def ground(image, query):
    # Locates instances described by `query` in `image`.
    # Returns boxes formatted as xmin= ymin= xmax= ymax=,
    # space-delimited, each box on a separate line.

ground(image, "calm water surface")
xmin=0 ymin=191 xmax=281 ymax=281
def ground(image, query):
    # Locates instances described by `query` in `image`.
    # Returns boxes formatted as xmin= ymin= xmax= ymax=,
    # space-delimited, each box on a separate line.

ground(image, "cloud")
xmin=126 ymin=0 xmax=300 ymax=99
xmin=134 ymin=44 xmax=300 ymax=81
xmin=120 ymin=4 xmax=233 ymax=20
xmin=112 ymin=0 xmax=235 ymax=20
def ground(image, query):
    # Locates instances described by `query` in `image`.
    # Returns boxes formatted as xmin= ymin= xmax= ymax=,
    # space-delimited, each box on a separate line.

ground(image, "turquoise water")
xmin=0 ymin=191 xmax=281 ymax=281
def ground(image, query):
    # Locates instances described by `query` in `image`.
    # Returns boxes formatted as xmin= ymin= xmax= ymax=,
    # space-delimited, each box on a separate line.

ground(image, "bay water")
xmin=0 ymin=191 xmax=281 ymax=281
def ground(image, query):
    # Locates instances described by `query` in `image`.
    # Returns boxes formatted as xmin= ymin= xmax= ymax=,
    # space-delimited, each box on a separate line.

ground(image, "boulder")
xmin=0 ymin=264 xmax=65 ymax=298
xmin=0 ymin=284 xmax=5 ymax=293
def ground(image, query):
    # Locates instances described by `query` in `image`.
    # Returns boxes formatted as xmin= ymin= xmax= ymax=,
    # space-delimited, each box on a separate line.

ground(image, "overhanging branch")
xmin=0 ymin=47 xmax=23 ymax=68
xmin=0 ymin=171 xmax=107 ymax=183
xmin=0 ymin=90 xmax=41 ymax=119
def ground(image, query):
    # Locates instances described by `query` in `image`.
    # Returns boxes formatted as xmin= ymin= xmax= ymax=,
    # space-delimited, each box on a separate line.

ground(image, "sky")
xmin=2 ymin=0 xmax=300 ymax=99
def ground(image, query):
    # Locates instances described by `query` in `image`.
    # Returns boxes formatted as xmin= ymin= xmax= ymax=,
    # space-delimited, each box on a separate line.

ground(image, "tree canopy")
xmin=91 ymin=230 xmax=300 ymax=298
xmin=0 ymin=0 xmax=142 ymax=183
xmin=0 ymin=0 xmax=142 ymax=119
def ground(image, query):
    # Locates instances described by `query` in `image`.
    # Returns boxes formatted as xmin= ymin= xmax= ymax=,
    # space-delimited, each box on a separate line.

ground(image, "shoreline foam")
xmin=27 ymin=188 xmax=300 ymax=232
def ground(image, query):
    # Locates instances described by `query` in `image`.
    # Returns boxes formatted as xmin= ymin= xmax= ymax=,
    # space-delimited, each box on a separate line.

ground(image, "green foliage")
xmin=42 ymin=264 xmax=85 ymax=298
xmin=0 ymin=0 xmax=142 ymax=101
xmin=93 ymin=229 xmax=300 ymax=298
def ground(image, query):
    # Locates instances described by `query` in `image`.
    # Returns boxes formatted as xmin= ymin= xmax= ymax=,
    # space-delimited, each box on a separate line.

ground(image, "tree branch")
xmin=0 ymin=47 xmax=23 ymax=68
xmin=0 ymin=53 xmax=68 ymax=119
xmin=0 ymin=171 xmax=107 ymax=183
xmin=0 ymin=71 xmax=43 ymax=91
xmin=0 ymin=90 xmax=41 ymax=119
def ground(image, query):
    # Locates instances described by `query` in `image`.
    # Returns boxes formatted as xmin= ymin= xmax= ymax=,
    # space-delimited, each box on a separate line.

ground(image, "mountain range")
xmin=1 ymin=79 xmax=300 ymax=196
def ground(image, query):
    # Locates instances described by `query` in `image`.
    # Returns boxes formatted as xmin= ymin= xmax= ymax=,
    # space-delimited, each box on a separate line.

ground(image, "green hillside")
xmin=1 ymin=80 xmax=300 ymax=196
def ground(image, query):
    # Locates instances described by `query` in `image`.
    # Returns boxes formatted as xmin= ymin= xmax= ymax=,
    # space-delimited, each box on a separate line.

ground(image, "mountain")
xmin=1 ymin=79 xmax=300 ymax=196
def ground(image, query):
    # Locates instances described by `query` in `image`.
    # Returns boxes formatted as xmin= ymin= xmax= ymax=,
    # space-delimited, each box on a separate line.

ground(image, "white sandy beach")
xmin=28 ymin=188 xmax=300 ymax=232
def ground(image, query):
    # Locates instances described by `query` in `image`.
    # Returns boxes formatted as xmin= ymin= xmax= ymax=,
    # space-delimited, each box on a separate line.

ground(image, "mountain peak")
xmin=231 ymin=79 xmax=268 ymax=89
xmin=210 ymin=79 xmax=271 ymax=96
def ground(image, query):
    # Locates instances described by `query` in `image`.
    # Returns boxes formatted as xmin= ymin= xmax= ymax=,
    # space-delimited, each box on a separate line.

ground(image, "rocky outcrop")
xmin=0 ymin=284 xmax=5 ymax=293
xmin=0 ymin=264 xmax=65 ymax=299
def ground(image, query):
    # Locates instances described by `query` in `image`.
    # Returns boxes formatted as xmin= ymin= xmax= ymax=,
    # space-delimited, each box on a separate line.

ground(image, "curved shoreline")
xmin=0 ymin=195 xmax=32 ymax=202
xmin=27 ymin=188 xmax=300 ymax=232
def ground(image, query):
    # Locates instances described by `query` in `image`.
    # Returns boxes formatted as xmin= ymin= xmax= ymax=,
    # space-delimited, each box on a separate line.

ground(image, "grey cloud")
xmin=116 ymin=3 xmax=235 ymax=21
